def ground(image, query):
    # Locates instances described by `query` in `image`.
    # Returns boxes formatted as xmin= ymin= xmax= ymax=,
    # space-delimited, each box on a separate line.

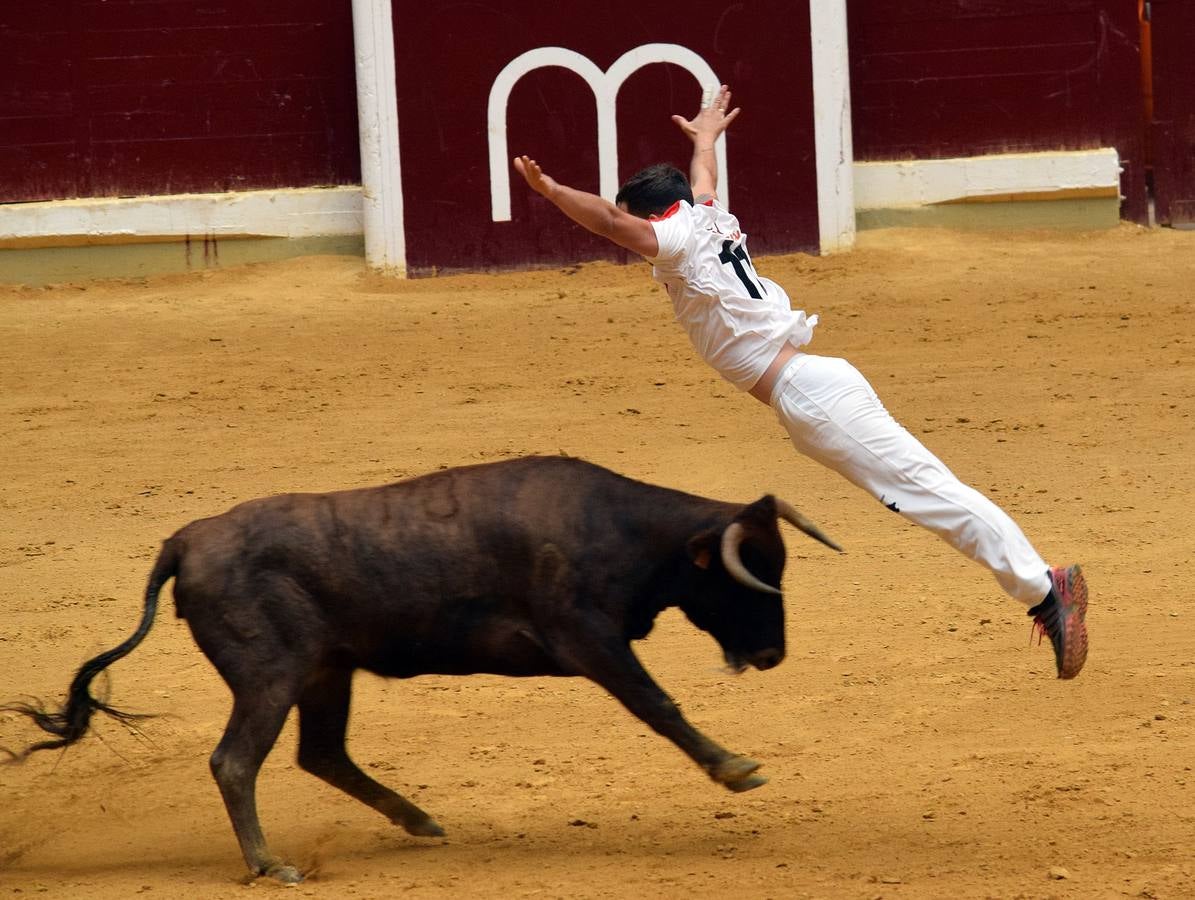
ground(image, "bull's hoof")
xmin=403 ymin=816 xmax=445 ymax=838
xmin=724 ymin=773 xmax=767 ymax=793
xmin=711 ymin=756 xmax=767 ymax=792
xmin=264 ymin=863 xmax=304 ymax=884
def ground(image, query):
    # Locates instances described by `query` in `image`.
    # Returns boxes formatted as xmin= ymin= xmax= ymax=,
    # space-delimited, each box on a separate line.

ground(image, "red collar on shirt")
xmin=650 ymin=197 xmax=712 ymax=222
xmin=649 ymin=201 xmax=682 ymax=221
xmin=649 ymin=198 xmax=715 ymax=221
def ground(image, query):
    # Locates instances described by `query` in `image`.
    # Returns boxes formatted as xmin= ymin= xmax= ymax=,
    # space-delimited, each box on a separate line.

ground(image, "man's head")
xmin=615 ymin=163 xmax=693 ymax=218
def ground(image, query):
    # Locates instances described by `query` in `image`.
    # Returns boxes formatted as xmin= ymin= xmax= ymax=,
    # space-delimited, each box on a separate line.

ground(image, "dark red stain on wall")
xmin=0 ymin=0 xmax=360 ymax=203
xmin=391 ymin=0 xmax=819 ymax=274
xmin=847 ymin=0 xmax=1147 ymax=222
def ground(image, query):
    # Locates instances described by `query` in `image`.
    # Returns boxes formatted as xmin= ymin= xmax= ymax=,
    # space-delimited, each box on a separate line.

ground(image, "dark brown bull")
xmin=5 ymin=456 xmax=839 ymax=883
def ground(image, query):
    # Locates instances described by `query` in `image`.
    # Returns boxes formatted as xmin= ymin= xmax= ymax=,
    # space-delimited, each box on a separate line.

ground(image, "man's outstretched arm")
xmin=513 ymin=155 xmax=659 ymax=258
xmin=671 ymin=84 xmax=740 ymax=201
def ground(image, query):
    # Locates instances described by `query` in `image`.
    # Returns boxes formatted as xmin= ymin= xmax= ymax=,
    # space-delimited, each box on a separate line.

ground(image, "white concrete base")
xmin=0 ymin=186 xmax=364 ymax=247
xmin=0 ymin=150 xmax=1123 ymax=258
xmin=854 ymin=149 xmax=1121 ymax=210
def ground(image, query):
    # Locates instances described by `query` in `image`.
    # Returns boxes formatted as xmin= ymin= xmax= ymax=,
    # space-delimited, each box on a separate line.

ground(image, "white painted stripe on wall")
xmin=352 ymin=0 xmax=405 ymax=274
xmin=854 ymin=149 xmax=1122 ymax=209
xmin=0 ymin=148 xmax=1123 ymax=247
xmin=0 ymin=187 xmax=363 ymax=241
xmin=809 ymin=0 xmax=856 ymax=254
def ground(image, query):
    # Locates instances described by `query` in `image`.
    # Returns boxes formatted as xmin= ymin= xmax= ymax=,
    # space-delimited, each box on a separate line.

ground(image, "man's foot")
xmin=1027 ymin=564 xmax=1089 ymax=679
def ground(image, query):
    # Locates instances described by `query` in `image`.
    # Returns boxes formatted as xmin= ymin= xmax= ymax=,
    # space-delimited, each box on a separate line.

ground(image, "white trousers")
xmin=770 ymin=354 xmax=1051 ymax=605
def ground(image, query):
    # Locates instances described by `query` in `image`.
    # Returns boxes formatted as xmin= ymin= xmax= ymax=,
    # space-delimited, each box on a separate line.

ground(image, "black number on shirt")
xmin=718 ymin=240 xmax=764 ymax=299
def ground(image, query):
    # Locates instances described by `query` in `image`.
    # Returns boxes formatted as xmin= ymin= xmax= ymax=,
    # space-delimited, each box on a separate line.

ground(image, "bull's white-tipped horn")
xmin=774 ymin=498 xmax=843 ymax=552
xmin=720 ymin=522 xmax=782 ymax=595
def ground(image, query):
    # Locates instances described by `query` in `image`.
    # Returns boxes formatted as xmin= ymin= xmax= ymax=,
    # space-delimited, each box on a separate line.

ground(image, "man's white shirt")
xmin=646 ymin=198 xmax=817 ymax=393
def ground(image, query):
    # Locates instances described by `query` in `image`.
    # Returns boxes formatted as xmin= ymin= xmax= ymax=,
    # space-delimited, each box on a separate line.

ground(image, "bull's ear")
xmin=686 ymin=529 xmax=719 ymax=569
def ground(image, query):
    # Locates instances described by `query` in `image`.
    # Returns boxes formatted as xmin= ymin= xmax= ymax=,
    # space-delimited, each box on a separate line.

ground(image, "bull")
xmin=5 ymin=456 xmax=839 ymax=883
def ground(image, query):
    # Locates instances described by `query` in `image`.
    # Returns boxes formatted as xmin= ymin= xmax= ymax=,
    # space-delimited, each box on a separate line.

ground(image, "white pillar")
xmin=352 ymin=0 xmax=405 ymax=274
xmin=809 ymin=0 xmax=856 ymax=253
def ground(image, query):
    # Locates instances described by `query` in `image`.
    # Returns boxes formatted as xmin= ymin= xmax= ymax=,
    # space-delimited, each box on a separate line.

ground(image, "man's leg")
xmin=771 ymin=354 xmax=1087 ymax=676
xmin=772 ymin=354 xmax=1050 ymax=603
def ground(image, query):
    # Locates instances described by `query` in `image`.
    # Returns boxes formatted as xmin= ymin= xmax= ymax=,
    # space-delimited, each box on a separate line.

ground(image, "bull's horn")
xmin=720 ymin=522 xmax=782 ymax=595
xmin=775 ymin=498 xmax=843 ymax=552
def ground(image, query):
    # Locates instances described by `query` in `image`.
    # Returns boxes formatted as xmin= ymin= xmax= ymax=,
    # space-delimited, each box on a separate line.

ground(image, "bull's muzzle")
xmin=750 ymin=648 xmax=784 ymax=671
xmin=724 ymin=647 xmax=785 ymax=673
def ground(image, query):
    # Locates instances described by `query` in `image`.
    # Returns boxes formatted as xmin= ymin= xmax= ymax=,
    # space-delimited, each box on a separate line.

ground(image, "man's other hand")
xmin=514 ymin=155 xmax=557 ymax=198
xmin=671 ymin=84 xmax=741 ymax=144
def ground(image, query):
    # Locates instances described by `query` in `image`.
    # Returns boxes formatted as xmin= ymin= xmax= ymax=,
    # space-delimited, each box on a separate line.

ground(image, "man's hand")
xmin=671 ymin=84 xmax=740 ymax=145
xmin=514 ymin=155 xmax=557 ymax=200
xmin=672 ymin=84 xmax=739 ymax=201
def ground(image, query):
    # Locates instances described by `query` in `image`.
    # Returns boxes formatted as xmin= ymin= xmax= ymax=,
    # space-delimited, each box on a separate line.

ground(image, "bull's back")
xmin=167 ymin=457 xmax=729 ymax=675
xmin=165 ymin=459 xmax=615 ymax=674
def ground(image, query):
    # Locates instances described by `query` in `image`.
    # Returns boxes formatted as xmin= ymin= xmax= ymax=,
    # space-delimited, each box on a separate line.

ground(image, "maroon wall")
xmin=391 ymin=0 xmax=819 ymax=274
xmin=1149 ymin=0 xmax=1195 ymax=225
xmin=847 ymin=0 xmax=1147 ymax=222
xmin=2 ymin=0 xmax=1162 ymax=259
xmin=0 ymin=0 xmax=360 ymax=203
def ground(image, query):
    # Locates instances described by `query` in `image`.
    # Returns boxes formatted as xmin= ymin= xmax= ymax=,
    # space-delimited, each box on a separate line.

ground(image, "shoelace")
xmin=1029 ymin=602 xmax=1060 ymax=647
xmin=1030 ymin=618 xmax=1047 ymax=646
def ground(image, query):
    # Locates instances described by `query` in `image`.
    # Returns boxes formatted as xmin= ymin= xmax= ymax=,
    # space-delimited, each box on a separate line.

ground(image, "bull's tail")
xmin=2 ymin=538 xmax=181 ymax=762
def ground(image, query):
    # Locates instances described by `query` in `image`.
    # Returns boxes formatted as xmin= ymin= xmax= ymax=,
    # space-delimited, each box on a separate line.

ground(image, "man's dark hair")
xmin=615 ymin=163 xmax=693 ymax=218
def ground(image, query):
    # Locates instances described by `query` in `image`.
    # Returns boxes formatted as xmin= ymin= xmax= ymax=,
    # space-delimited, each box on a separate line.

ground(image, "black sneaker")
xmin=1027 ymin=564 xmax=1089 ymax=679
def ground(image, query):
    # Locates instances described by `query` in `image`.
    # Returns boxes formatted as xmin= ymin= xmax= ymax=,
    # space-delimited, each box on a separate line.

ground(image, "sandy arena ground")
xmin=1 ymin=226 xmax=1193 ymax=899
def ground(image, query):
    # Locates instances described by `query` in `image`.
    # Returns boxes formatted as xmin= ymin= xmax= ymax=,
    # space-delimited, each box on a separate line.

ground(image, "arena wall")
xmin=0 ymin=0 xmax=360 ymax=203
xmin=846 ymin=0 xmax=1147 ymax=222
xmin=388 ymin=0 xmax=823 ymax=274
xmin=3 ymin=0 xmax=1186 ymax=279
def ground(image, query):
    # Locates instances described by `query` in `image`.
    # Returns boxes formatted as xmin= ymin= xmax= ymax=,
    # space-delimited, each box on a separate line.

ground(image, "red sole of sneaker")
xmin=1059 ymin=566 xmax=1088 ymax=678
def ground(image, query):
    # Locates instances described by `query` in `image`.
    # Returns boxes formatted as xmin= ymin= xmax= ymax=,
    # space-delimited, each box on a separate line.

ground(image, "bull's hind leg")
xmin=296 ymin=668 xmax=443 ymax=837
xmin=210 ymin=690 xmax=302 ymax=883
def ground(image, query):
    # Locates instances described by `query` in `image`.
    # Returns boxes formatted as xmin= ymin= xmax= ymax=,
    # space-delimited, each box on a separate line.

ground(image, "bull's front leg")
xmin=549 ymin=630 xmax=766 ymax=793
